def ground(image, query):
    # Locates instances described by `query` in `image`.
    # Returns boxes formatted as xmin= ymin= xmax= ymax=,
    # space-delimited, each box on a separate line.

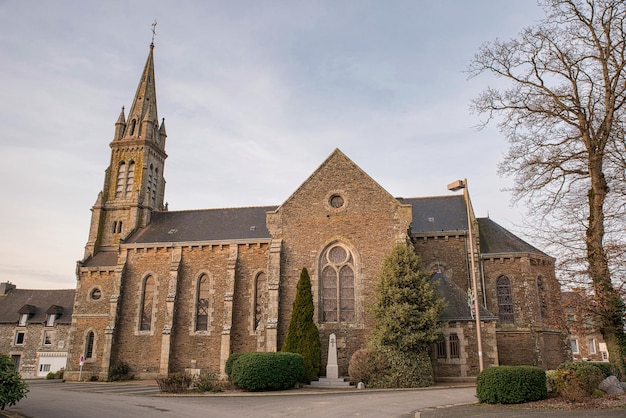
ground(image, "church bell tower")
xmin=84 ymin=42 xmax=167 ymax=259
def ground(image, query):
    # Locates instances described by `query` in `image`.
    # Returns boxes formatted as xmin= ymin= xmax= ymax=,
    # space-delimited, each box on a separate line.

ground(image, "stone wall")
xmin=268 ymin=151 xmax=412 ymax=376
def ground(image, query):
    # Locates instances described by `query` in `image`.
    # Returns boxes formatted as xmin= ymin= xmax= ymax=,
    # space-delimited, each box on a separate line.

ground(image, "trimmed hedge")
xmin=476 ymin=366 xmax=547 ymax=404
xmin=228 ymin=352 xmax=305 ymax=391
xmin=225 ymin=352 xmax=246 ymax=378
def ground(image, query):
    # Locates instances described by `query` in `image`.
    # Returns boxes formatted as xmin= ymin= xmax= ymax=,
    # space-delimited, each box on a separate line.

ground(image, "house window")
xmin=570 ymin=338 xmax=579 ymax=354
xmin=436 ymin=338 xmax=447 ymax=359
xmin=449 ymin=333 xmax=460 ymax=358
xmin=85 ymin=331 xmax=95 ymax=359
xmin=46 ymin=314 xmax=56 ymax=327
xmin=39 ymin=364 xmax=51 ymax=373
xmin=15 ymin=332 xmax=25 ymax=345
xmin=18 ymin=313 xmax=28 ymax=326
xmin=195 ymin=275 xmax=210 ymax=332
xmin=320 ymin=244 xmax=355 ymax=323
xmin=254 ymin=272 xmax=266 ymax=331
xmin=140 ymin=276 xmax=155 ymax=331
xmin=588 ymin=338 xmax=596 ymax=354
xmin=43 ymin=331 xmax=52 ymax=346
xmin=497 ymin=276 xmax=514 ymax=324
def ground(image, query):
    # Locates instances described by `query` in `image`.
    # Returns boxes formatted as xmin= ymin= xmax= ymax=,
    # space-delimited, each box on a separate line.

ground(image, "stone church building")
xmin=64 ymin=43 xmax=570 ymax=381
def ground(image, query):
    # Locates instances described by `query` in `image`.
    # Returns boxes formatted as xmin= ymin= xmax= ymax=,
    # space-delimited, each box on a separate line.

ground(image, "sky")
xmin=0 ymin=1 xmax=546 ymax=289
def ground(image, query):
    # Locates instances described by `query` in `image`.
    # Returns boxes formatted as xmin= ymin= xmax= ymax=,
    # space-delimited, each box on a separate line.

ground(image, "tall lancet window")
xmin=115 ymin=162 xmax=127 ymax=197
xmin=125 ymin=161 xmax=135 ymax=197
xmin=85 ymin=331 xmax=95 ymax=359
xmin=147 ymin=165 xmax=158 ymax=205
xmin=320 ymin=243 xmax=355 ymax=323
xmin=140 ymin=275 xmax=155 ymax=331
xmin=497 ymin=275 xmax=514 ymax=324
xmin=254 ymin=272 xmax=266 ymax=330
xmin=152 ymin=167 xmax=159 ymax=204
xmin=196 ymin=275 xmax=210 ymax=332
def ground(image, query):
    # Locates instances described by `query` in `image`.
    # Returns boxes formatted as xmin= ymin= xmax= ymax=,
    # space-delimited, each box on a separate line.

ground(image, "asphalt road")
xmin=3 ymin=380 xmax=625 ymax=418
xmin=4 ymin=380 xmax=477 ymax=418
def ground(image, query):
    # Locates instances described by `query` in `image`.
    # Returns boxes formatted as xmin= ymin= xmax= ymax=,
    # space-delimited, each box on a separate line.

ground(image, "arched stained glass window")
xmin=497 ymin=276 xmax=514 ymax=324
xmin=320 ymin=244 xmax=355 ymax=323
xmin=140 ymin=276 xmax=155 ymax=331
xmin=196 ymin=275 xmax=210 ymax=331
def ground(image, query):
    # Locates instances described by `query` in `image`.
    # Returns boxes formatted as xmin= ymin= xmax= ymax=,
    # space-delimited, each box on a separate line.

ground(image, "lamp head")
xmin=447 ymin=179 xmax=466 ymax=191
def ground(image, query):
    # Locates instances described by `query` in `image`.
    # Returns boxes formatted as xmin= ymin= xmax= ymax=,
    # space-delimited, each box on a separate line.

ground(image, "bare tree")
xmin=468 ymin=0 xmax=626 ymax=375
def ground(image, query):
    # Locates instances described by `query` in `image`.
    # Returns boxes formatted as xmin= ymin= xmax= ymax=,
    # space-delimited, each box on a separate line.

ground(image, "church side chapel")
xmin=65 ymin=43 xmax=571 ymax=382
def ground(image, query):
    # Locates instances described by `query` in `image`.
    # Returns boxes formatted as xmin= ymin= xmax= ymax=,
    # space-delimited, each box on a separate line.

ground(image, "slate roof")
xmin=0 ymin=288 xmax=75 ymax=324
xmin=84 ymin=196 xmax=547 ymax=265
xmin=400 ymin=195 xmax=467 ymax=233
xmin=477 ymin=217 xmax=549 ymax=257
xmin=126 ymin=206 xmax=277 ymax=244
xmin=431 ymin=273 xmax=496 ymax=321
xmin=83 ymin=250 xmax=118 ymax=267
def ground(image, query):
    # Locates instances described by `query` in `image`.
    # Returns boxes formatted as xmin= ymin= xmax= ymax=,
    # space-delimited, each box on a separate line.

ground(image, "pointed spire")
xmin=124 ymin=43 xmax=158 ymax=141
xmin=116 ymin=106 xmax=126 ymax=124
xmin=114 ymin=106 xmax=126 ymax=140
xmin=159 ymin=117 xmax=167 ymax=136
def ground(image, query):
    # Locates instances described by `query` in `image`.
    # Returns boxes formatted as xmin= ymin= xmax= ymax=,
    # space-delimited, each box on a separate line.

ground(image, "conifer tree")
xmin=369 ymin=242 xmax=445 ymax=387
xmin=282 ymin=267 xmax=321 ymax=382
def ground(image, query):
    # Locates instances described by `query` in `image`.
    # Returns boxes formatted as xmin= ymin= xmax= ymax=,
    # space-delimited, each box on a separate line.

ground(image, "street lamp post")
xmin=447 ymin=179 xmax=484 ymax=373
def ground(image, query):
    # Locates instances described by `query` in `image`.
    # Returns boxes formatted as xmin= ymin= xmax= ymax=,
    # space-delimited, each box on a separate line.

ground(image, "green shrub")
xmin=225 ymin=352 xmax=245 ymax=378
xmin=108 ymin=361 xmax=133 ymax=381
xmin=553 ymin=362 xmax=604 ymax=402
xmin=587 ymin=362 xmax=612 ymax=378
xmin=194 ymin=373 xmax=218 ymax=392
xmin=592 ymin=388 xmax=606 ymax=398
xmin=0 ymin=353 xmax=29 ymax=410
xmin=476 ymin=366 xmax=547 ymax=404
xmin=46 ymin=372 xmax=55 ymax=380
xmin=545 ymin=370 xmax=557 ymax=393
xmin=156 ymin=373 xmax=194 ymax=393
xmin=348 ymin=348 xmax=388 ymax=386
xmin=281 ymin=268 xmax=321 ymax=383
xmin=229 ymin=352 xmax=305 ymax=391
xmin=368 ymin=347 xmax=434 ymax=388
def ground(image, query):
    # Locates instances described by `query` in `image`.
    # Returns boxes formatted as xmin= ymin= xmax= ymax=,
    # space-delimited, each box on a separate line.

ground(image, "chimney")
xmin=0 ymin=282 xmax=16 ymax=295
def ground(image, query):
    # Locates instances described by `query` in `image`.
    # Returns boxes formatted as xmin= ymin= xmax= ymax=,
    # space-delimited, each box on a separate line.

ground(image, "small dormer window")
xmin=18 ymin=313 xmax=28 ymax=326
xmin=45 ymin=305 xmax=63 ymax=327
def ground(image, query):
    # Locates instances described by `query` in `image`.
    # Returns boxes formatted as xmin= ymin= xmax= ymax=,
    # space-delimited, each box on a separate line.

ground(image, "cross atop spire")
xmin=151 ymin=20 xmax=157 ymax=46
